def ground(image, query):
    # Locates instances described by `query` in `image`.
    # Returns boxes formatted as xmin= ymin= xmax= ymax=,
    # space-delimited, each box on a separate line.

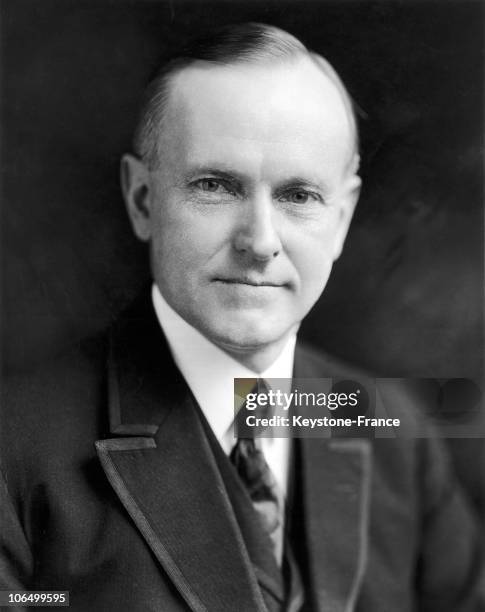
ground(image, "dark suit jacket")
xmin=1 ymin=292 xmax=484 ymax=611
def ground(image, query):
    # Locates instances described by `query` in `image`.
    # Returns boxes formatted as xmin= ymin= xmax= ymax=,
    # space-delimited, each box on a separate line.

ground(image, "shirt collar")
xmin=151 ymin=283 xmax=296 ymax=446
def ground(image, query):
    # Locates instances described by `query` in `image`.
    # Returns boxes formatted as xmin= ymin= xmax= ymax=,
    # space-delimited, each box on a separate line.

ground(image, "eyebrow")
xmin=274 ymin=177 xmax=327 ymax=194
xmin=183 ymin=165 xmax=246 ymax=185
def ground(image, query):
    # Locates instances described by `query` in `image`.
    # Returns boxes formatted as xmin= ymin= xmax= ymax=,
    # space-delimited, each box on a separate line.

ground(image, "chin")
xmin=203 ymin=316 xmax=290 ymax=352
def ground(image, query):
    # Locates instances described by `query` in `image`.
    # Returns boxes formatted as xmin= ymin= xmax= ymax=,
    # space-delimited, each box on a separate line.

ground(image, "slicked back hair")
xmin=133 ymin=22 xmax=359 ymax=172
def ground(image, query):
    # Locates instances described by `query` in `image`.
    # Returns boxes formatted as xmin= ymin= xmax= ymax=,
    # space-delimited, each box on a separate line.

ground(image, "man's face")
xmin=130 ymin=57 xmax=359 ymax=358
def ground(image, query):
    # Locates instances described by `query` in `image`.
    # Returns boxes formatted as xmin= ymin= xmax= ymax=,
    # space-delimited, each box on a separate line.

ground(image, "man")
xmin=1 ymin=23 xmax=483 ymax=612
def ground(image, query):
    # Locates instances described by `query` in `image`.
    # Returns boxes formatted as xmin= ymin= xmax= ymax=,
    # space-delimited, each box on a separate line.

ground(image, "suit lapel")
xmin=95 ymin=291 xmax=267 ymax=612
xmin=300 ymin=438 xmax=371 ymax=612
xmin=293 ymin=346 xmax=372 ymax=612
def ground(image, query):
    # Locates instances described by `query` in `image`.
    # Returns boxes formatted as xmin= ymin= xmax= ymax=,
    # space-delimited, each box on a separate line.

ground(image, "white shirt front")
xmin=151 ymin=283 xmax=294 ymax=497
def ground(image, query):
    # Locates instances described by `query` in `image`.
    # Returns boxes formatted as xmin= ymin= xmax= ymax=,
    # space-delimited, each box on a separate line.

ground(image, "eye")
xmin=278 ymin=189 xmax=321 ymax=205
xmin=288 ymin=191 xmax=309 ymax=204
xmin=191 ymin=178 xmax=238 ymax=198
xmin=198 ymin=178 xmax=222 ymax=193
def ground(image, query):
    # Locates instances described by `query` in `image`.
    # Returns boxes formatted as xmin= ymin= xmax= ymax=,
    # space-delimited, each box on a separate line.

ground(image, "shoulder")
xmin=2 ymin=332 xmax=108 ymax=424
xmin=294 ymin=340 xmax=466 ymax=495
xmin=295 ymin=339 xmax=435 ymax=435
xmin=1 ymin=332 xmax=109 ymax=489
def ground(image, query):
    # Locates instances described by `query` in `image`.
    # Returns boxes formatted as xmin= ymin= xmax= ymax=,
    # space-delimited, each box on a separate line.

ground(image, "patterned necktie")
xmin=230 ymin=380 xmax=284 ymax=565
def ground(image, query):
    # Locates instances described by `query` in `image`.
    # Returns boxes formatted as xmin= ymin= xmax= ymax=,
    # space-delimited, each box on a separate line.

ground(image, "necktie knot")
xmin=234 ymin=377 xmax=274 ymax=438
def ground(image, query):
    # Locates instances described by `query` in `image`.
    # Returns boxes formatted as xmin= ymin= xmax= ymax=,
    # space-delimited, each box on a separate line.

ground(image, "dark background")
xmin=1 ymin=0 xmax=483 ymax=379
xmin=0 ymin=0 xmax=484 ymax=516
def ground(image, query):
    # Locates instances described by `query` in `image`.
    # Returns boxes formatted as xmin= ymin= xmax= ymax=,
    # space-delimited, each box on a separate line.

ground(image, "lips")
xmin=214 ymin=277 xmax=285 ymax=287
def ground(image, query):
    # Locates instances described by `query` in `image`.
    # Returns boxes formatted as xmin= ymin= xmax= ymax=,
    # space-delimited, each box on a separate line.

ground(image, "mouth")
xmin=214 ymin=277 xmax=286 ymax=288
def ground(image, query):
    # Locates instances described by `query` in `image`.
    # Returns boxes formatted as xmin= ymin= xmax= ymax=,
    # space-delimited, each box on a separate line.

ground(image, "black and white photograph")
xmin=1 ymin=1 xmax=484 ymax=610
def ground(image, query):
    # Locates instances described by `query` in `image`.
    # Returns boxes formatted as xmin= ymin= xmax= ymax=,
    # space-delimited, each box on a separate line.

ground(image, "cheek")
xmin=151 ymin=200 xmax=228 ymax=274
xmin=288 ymin=218 xmax=339 ymax=288
xmin=152 ymin=226 xmax=202 ymax=282
xmin=298 ymin=251 xmax=333 ymax=292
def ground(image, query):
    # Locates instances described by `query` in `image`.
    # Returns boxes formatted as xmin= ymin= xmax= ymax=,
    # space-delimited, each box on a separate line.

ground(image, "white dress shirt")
xmin=151 ymin=283 xmax=295 ymax=498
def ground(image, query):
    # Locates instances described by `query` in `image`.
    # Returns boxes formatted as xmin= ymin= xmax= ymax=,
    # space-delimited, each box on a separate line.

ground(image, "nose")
xmin=233 ymin=191 xmax=282 ymax=261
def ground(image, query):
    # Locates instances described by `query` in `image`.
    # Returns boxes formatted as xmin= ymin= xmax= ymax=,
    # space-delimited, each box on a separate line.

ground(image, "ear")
xmin=120 ymin=153 xmax=152 ymax=242
xmin=332 ymin=173 xmax=361 ymax=261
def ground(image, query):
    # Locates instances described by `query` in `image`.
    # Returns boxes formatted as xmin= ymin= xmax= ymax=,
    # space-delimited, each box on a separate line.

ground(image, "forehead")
xmin=159 ymin=57 xmax=353 ymax=182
